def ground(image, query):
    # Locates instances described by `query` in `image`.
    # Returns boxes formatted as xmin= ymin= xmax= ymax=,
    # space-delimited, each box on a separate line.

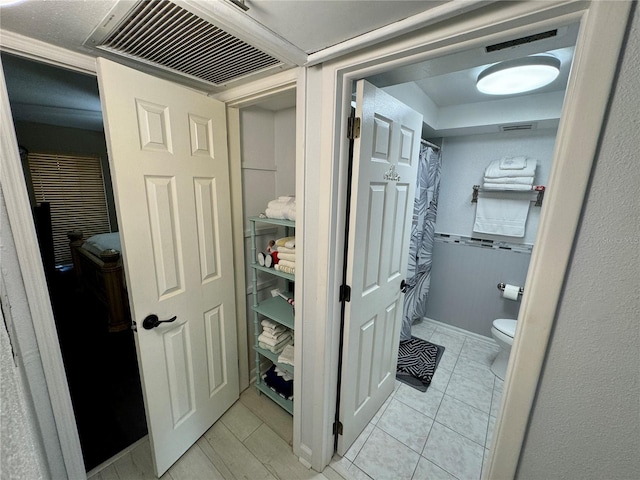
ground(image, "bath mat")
xmin=396 ymin=336 xmax=445 ymax=392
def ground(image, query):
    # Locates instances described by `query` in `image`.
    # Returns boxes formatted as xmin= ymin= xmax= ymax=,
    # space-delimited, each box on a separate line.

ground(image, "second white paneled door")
xmin=338 ymin=79 xmax=423 ymax=455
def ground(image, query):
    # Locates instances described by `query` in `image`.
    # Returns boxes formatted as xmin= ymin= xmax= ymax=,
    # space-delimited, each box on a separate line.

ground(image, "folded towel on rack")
xmin=262 ymin=365 xmax=293 ymax=399
xmin=277 ymin=259 xmax=296 ymax=269
xmin=499 ymin=156 xmax=527 ymax=169
xmin=274 ymin=367 xmax=293 ymax=382
xmin=262 ymin=323 xmax=287 ymax=335
xmin=276 ymin=246 xmax=295 ymax=255
xmin=265 ymin=196 xmax=296 ymax=220
xmin=482 ymin=183 xmax=534 ymax=191
xmin=275 ymin=264 xmax=295 ymax=275
xmin=267 ymin=196 xmax=294 ymax=209
xmin=258 ymin=332 xmax=292 ymax=348
xmin=259 ymin=339 xmax=292 ymax=354
xmin=482 ymin=176 xmax=534 ymax=185
xmin=261 ymin=319 xmax=281 ymax=330
xmin=278 ymin=344 xmax=295 ymax=366
xmin=473 ymin=195 xmax=531 ymax=237
xmin=274 ymin=236 xmax=295 ymax=249
xmin=260 ymin=328 xmax=292 ymax=342
xmin=276 ymin=252 xmax=296 ymax=262
xmin=484 ymin=158 xmax=537 ymax=179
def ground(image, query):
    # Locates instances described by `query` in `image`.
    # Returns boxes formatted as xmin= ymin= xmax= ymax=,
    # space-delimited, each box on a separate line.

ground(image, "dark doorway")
xmin=2 ymin=53 xmax=147 ymax=471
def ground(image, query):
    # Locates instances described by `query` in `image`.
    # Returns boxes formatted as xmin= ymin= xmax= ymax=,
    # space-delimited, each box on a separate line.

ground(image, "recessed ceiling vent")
xmin=92 ymin=0 xmax=282 ymax=86
xmin=486 ymin=30 xmax=558 ymax=53
xmin=500 ymin=123 xmax=537 ymax=132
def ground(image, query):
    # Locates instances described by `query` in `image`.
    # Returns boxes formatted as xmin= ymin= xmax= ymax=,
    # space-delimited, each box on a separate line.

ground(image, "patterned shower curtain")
xmin=400 ymin=142 xmax=442 ymax=342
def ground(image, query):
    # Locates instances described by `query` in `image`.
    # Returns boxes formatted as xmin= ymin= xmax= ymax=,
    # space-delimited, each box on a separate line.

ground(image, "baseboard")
xmin=421 ymin=317 xmax=496 ymax=346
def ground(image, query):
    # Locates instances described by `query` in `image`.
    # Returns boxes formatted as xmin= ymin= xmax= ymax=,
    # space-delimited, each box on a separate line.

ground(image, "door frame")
xmin=213 ymin=67 xmax=307 ymax=464
xmin=302 ymin=0 xmax=631 ymax=475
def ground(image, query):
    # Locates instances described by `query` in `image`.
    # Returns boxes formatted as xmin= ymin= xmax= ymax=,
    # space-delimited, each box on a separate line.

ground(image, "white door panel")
xmin=338 ymin=80 xmax=422 ymax=454
xmin=97 ymin=58 xmax=238 ymax=476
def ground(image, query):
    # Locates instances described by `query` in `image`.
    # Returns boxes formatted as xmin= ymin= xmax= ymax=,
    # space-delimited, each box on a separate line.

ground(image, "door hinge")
xmin=333 ymin=421 xmax=343 ymax=435
xmin=347 ymin=116 xmax=361 ymax=140
xmin=339 ymin=284 xmax=351 ymax=303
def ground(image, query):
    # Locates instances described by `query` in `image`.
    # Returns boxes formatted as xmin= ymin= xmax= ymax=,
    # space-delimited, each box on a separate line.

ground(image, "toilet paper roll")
xmin=503 ymin=283 xmax=521 ymax=301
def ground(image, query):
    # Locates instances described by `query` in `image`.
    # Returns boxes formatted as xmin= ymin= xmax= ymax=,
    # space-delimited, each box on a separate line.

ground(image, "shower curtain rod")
xmin=421 ymin=139 xmax=441 ymax=151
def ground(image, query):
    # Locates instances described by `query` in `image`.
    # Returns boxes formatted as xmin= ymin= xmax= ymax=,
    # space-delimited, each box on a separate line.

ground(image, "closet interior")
xmin=237 ymin=89 xmax=297 ymax=422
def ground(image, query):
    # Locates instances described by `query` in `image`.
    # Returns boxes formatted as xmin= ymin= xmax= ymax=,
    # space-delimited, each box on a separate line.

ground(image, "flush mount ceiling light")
xmin=476 ymin=56 xmax=561 ymax=95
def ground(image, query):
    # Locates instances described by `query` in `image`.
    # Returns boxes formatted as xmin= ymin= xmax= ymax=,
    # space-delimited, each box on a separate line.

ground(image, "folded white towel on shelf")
xmin=482 ymin=183 xmax=534 ymax=191
xmin=484 ymin=158 xmax=537 ymax=179
xmin=260 ymin=328 xmax=291 ymax=342
xmin=262 ymin=324 xmax=287 ymax=335
xmin=265 ymin=196 xmax=296 ymax=220
xmin=277 ymin=252 xmax=296 ymax=262
xmin=276 ymin=246 xmax=295 ymax=255
xmin=274 ymin=367 xmax=293 ymax=382
xmin=258 ymin=332 xmax=292 ymax=348
xmin=274 ymin=236 xmax=295 ymax=248
xmin=261 ymin=319 xmax=280 ymax=329
xmin=267 ymin=196 xmax=295 ymax=209
xmin=278 ymin=345 xmax=295 ymax=366
xmin=277 ymin=259 xmax=296 ymax=269
xmin=499 ymin=156 xmax=527 ymax=169
xmin=275 ymin=264 xmax=295 ymax=275
xmin=473 ymin=196 xmax=531 ymax=237
xmin=258 ymin=341 xmax=290 ymax=354
xmin=482 ymin=176 xmax=534 ymax=185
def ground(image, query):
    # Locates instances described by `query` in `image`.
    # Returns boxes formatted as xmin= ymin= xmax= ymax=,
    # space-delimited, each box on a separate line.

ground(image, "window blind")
xmin=28 ymin=153 xmax=111 ymax=266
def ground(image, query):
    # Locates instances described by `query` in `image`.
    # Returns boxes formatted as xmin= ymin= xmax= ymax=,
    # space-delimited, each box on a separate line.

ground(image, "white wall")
xmin=437 ymin=128 xmax=557 ymax=244
xmin=516 ymin=5 xmax=640 ymax=478
xmin=0 ymin=186 xmax=56 ymax=478
xmin=274 ymin=108 xmax=296 ymax=197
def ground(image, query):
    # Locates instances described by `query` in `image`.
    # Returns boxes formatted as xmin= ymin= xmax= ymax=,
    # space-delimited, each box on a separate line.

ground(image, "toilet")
xmin=490 ymin=318 xmax=517 ymax=380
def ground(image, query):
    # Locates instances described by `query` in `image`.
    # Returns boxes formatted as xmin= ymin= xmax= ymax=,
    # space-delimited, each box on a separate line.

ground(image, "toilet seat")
xmin=493 ymin=318 xmax=517 ymax=338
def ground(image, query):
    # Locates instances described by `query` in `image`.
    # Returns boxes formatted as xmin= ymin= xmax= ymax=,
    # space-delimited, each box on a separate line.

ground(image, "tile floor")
xmin=88 ymin=388 xmax=346 ymax=480
xmin=332 ymin=320 xmax=503 ymax=480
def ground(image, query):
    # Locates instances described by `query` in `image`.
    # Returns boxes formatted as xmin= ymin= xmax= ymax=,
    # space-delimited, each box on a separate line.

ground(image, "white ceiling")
xmin=0 ymin=0 xmax=577 ymax=136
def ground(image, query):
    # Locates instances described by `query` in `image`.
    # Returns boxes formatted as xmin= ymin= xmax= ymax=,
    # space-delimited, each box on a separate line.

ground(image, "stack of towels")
xmin=473 ymin=156 xmax=538 ymax=238
xmin=262 ymin=364 xmax=293 ymax=400
xmin=277 ymin=344 xmax=294 ymax=368
xmin=258 ymin=319 xmax=293 ymax=354
xmin=274 ymin=236 xmax=295 ymax=275
xmin=483 ymin=156 xmax=537 ymax=190
xmin=266 ymin=196 xmax=296 ymax=220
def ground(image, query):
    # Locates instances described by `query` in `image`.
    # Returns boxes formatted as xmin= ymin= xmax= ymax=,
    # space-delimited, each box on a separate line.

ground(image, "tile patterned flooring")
xmin=88 ymin=388 xmax=346 ymax=480
xmin=89 ymin=320 xmax=502 ymax=480
xmin=332 ymin=320 xmax=503 ymax=480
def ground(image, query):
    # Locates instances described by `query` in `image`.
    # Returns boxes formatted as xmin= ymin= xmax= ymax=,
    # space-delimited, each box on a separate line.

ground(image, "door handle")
xmin=400 ymin=279 xmax=407 ymax=293
xmin=142 ymin=314 xmax=177 ymax=330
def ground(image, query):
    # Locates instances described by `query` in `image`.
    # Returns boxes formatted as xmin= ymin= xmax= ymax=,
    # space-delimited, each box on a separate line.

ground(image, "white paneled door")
xmin=97 ymin=58 xmax=239 ymax=476
xmin=337 ymin=80 xmax=423 ymax=455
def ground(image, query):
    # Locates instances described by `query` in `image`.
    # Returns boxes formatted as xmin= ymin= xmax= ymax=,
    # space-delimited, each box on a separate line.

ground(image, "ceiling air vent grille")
xmin=486 ymin=30 xmax=558 ymax=53
xmin=96 ymin=0 xmax=282 ymax=85
xmin=500 ymin=123 xmax=536 ymax=132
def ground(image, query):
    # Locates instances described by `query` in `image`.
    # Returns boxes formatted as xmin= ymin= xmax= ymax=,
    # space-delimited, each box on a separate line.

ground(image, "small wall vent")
xmin=486 ymin=30 xmax=558 ymax=53
xmin=91 ymin=0 xmax=283 ymax=86
xmin=500 ymin=123 xmax=537 ymax=132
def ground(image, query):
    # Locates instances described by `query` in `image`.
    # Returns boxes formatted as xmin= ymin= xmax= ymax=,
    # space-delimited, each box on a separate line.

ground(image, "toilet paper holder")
xmin=497 ymin=283 xmax=524 ymax=296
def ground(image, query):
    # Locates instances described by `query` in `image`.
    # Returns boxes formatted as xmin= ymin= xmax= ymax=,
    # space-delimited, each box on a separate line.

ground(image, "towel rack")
xmin=472 ymin=185 xmax=545 ymax=207
xmin=497 ymin=283 xmax=524 ymax=296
